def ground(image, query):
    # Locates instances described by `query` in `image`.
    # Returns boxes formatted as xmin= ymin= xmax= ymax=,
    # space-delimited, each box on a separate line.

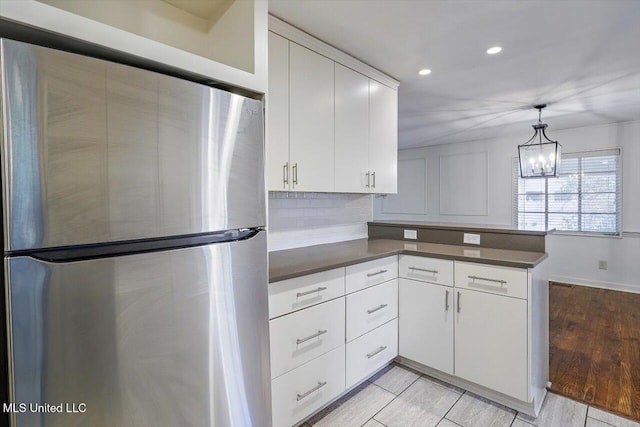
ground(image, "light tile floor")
xmin=299 ymin=364 xmax=640 ymax=427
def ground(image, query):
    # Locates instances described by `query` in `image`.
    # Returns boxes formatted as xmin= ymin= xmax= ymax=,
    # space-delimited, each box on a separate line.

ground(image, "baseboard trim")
xmin=395 ymin=357 xmax=545 ymax=417
xmin=549 ymin=275 xmax=640 ymax=295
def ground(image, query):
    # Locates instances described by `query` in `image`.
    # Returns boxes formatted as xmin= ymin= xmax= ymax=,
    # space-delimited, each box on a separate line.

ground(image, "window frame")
xmin=513 ymin=148 xmax=622 ymax=237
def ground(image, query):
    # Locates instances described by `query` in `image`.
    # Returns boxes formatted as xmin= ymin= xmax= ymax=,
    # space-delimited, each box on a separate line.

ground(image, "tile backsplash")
xmin=268 ymin=192 xmax=373 ymax=251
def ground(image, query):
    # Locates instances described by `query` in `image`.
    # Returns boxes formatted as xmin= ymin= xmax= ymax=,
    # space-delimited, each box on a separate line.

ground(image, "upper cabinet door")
xmin=369 ymin=80 xmax=398 ymax=194
xmin=267 ymin=32 xmax=290 ymax=191
xmin=289 ymin=43 xmax=335 ymax=192
xmin=334 ymin=64 xmax=370 ymax=193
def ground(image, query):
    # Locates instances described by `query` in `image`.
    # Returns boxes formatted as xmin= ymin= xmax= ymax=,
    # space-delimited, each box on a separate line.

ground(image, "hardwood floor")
xmin=549 ymin=282 xmax=640 ymax=422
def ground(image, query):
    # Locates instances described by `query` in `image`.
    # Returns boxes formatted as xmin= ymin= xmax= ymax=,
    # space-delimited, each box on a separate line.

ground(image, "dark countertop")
xmin=269 ymin=238 xmax=548 ymax=283
xmin=368 ymin=221 xmax=554 ymax=236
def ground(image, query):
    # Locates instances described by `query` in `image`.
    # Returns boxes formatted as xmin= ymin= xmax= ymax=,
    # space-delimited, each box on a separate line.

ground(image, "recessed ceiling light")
xmin=486 ymin=46 xmax=502 ymax=55
xmin=418 ymin=68 xmax=431 ymax=76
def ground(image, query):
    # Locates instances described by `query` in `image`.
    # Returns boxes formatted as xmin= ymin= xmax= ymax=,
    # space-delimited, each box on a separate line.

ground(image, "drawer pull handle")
xmin=445 ymin=290 xmax=450 ymax=311
xmin=366 ymin=346 xmax=387 ymax=359
xmin=367 ymin=304 xmax=388 ymax=314
xmin=457 ymin=291 xmax=461 ymax=313
xmin=409 ymin=266 xmax=438 ymax=274
xmin=296 ymin=329 xmax=328 ymax=345
xmin=367 ymin=269 xmax=388 ymax=277
xmin=296 ymin=381 xmax=327 ymax=401
xmin=296 ymin=286 xmax=328 ymax=298
xmin=468 ymin=275 xmax=507 ymax=285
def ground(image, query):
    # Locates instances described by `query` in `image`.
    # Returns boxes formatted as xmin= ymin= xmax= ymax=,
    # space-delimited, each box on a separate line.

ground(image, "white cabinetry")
xmin=346 ymin=279 xmax=398 ymax=341
xmin=346 ymin=318 xmax=398 ymax=389
xmin=368 ymin=80 xmax=398 ymax=194
xmin=267 ymin=17 xmax=399 ymax=194
xmin=334 ymin=64 xmax=369 ymax=193
xmin=334 ymin=65 xmax=398 ymax=193
xmin=270 ymin=297 xmax=346 ymax=379
xmin=454 ymin=288 xmax=528 ymax=401
xmin=266 ymin=32 xmax=290 ymax=191
xmin=289 ymin=43 xmax=335 ymax=192
xmin=269 ymin=269 xmax=346 ymax=427
xmin=398 ymin=255 xmax=548 ymax=416
xmin=268 ymin=256 xmax=399 ymax=426
xmin=271 ymin=345 xmax=345 ymax=427
xmin=399 ymin=278 xmax=454 ymax=375
xmin=268 ymin=267 xmax=345 ymax=319
xmin=344 ymin=269 xmax=399 ymax=389
xmin=266 ymin=37 xmax=335 ymax=192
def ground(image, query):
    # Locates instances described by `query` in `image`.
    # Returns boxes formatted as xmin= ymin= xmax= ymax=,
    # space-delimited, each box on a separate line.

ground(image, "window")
xmin=513 ymin=149 xmax=621 ymax=235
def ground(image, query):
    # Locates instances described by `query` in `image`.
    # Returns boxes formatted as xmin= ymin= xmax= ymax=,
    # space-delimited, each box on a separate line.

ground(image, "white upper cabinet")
xmin=267 ymin=32 xmax=290 ymax=191
xmin=334 ymin=64 xmax=370 ymax=193
xmin=289 ymin=43 xmax=335 ymax=192
xmin=267 ymin=16 xmax=398 ymax=194
xmin=369 ymin=80 xmax=398 ymax=194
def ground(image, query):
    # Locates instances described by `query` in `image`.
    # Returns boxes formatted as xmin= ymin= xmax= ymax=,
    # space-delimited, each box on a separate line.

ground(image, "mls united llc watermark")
xmin=3 ymin=402 xmax=86 ymax=414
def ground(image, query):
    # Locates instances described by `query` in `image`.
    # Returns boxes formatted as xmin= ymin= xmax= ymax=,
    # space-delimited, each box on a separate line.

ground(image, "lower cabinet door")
xmin=346 ymin=318 xmax=398 ymax=389
xmin=271 ymin=345 xmax=346 ymax=427
xmin=399 ymin=278 xmax=453 ymax=375
xmin=454 ymin=288 xmax=528 ymax=401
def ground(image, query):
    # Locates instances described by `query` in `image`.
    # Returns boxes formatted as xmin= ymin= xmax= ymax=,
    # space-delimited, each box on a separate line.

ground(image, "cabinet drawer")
xmin=269 ymin=268 xmax=345 ymax=319
xmin=345 ymin=256 xmax=398 ymax=294
xmin=271 ymin=345 xmax=346 ymax=427
xmin=399 ymin=255 xmax=453 ymax=287
xmin=346 ymin=318 xmax=398 ymax=389
xmin=346 ymin=279 xmax=398 ymax=341
xmin=455 ymin=262 xmax=528 ymax=300
xmin=270 ymin=298 xmax=346 ymax=379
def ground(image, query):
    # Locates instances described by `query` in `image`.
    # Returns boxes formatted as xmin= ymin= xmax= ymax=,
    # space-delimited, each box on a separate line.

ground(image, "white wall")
xmin=268 ymin=192 xmax=373 ymax=251
xmin=374 ymin=120 xmax=640 ymax=293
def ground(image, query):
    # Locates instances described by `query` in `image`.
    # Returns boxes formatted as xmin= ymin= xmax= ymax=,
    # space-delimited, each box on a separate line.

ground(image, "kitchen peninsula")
xmin=267 ymin=222 xmax=551 ymax=426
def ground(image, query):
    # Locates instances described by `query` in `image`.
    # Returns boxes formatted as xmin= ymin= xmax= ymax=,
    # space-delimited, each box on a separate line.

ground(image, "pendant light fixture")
xmin=518 ymin=104 xmax=562 ymax=178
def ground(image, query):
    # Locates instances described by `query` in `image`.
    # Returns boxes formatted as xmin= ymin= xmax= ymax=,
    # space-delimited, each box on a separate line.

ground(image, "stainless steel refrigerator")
xmin=1 ymin=39 xmax=271 ymax=427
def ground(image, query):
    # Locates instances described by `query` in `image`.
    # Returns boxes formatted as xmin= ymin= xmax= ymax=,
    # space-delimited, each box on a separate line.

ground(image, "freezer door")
xmin=0 ymin=39 xmax=265 ymax=251
xmin=6 ymin=232 xmax=270 ymax=427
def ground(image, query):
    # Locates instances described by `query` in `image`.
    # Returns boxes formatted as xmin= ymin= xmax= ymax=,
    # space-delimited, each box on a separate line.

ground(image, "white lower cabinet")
xmin=269 ymin=257 xmax=399 ymax=426
xmin=268 ymin=267 xmax=345 ymax=319
xmin=399 ymin=278 xmax=453 ymax=375
xmin=346 ymin=318 xmax=398 ymax=389
xmin=346 ymin=279 xmax=398 ymax=341
xmin=454 ymin=288 xmax=528 ymax=401
xmin=270 ymin=253 xmax=546 ymax=423
xmin=270 ymin=298 xmax=346 ymax=379
xmin=398 ymin=256 xmax=535 ymax=405
xmin=345 ymin=256 xmax=398 ymax=293
xmin=271 ymin=345 xmax=346 ymax=427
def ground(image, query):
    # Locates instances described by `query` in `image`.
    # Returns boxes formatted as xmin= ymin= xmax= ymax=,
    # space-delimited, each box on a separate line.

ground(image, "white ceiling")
xmin=269 ymin=0 xmax=640 ymax=149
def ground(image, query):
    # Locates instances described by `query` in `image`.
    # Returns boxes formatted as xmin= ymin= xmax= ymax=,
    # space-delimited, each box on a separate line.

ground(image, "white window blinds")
xmin=513 ymin=149 xmax=621 ymax=235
